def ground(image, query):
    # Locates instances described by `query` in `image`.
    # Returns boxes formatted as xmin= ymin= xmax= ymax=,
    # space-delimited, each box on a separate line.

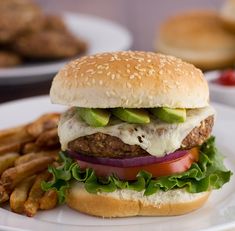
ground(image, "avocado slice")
xmin=150 ymin=107 xmax=186 ymax=123
xmin=77 ymin=108 xmax=110 ymax=127
xmin=111 ymin=108 xmax=150 ymax=124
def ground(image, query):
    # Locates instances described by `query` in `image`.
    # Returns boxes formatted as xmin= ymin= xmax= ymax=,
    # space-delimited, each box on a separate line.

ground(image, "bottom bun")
xmin=66 ymin=182 xmax=210 ymax=218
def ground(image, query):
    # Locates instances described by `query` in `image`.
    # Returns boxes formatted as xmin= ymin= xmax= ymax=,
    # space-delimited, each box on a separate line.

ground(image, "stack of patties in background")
xmin=0 ymin=0 xmax=87 ymax=68
xmin=155 ymin=9 xmax=235 ymax=71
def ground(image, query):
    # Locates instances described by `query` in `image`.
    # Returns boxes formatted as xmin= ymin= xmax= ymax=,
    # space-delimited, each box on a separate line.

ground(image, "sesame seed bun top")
xmin=50 ymin=51 xmax=209 ymax=108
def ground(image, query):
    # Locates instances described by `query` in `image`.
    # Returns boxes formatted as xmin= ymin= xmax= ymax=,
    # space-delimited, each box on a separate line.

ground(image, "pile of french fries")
xmin=0 ymin=113 xmax=61 ymax=217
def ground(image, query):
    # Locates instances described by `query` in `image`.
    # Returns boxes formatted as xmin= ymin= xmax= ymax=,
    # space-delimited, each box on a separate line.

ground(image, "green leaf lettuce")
xmin=41 ymin=136 xmax=232 ymax=203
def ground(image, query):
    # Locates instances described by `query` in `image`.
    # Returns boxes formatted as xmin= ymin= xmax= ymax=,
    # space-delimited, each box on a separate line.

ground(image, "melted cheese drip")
xmin=59 ymin=106 xmax=215 ymax=157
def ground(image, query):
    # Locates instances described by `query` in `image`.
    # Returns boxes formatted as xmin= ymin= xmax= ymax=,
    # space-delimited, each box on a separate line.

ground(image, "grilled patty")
xmin=68 ymin=116 xmax=214 ymax=158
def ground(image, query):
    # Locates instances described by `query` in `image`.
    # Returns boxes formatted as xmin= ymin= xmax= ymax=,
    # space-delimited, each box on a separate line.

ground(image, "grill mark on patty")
xmin=68 ymin=116 xmax=214 ymax=158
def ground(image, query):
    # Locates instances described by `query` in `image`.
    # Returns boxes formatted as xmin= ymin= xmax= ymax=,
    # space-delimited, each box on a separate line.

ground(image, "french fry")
xmin=22 ymin=142 xmax=40 ymax=154
xmin=27 ymin=113 xmax=60 ymax=138
xmin=0 ymin=142 xmax=21 ymax=156
xmin=0 ymin=112 xmax=62 ymax=215
xmin=24 ymin=171 xmax=51 ymax=217
xmin=15 ymin=150 xmax=59 ymax=166
xmin=39 ymin=189 xmax=58 ymax=210
xmin=0 ymin=125 xmax=26 ymax=141
xmin=0 ymin=125 xmax=33 ymax=145
xmin=0 ymin=125 xmax=34 ymax=156
xmin=35 ymin=128 xmax=59 ymax=148
xmin=0 ymin=152 xmax=19 ymax=175
xmin=1 ymin=156 xmax=54 ymax=193
xmin=0 ymin=183 xmax=8 ymax=203
xmin=15 ymin=153 xmax=38 ymax=166
xmin=10 ymin=176 xmax=35 ymax=213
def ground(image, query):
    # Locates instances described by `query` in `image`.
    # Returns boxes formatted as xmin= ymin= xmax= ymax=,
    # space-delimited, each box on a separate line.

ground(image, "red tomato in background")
xmin=216 ymin=70 xmax=235 ymax=86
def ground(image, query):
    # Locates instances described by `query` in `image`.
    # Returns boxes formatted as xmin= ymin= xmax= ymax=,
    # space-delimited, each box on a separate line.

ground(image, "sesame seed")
xmin=97 ymin=65 xmax=103 ymax=69
xmin=116 ymin=73 xmax=121 ymax=79
xmin=110 ymin=90 xmax=116 ymax=96
xmin=89 ymin=61 xmax=96 ymax=65
xmin=148 ymin=69 xmax=155 ymax=75
xmin=113 ymin=55 xmax=121 ymax=61
xmin=137 ymin=99 xmax=142 ymax=104
xmin=126 ymin=82 xmax=132 ymax=88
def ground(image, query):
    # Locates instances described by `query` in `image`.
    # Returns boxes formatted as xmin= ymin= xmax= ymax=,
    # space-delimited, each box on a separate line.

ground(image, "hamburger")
xmin=156 ymin=11 xmax=235 ymax=70
xmin=44 ymin=51 xmax=232 ymax=217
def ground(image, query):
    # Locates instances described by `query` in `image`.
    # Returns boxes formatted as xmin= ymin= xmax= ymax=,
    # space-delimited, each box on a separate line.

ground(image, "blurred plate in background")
xmin=0 ymin=12 xmax=132 ymax=85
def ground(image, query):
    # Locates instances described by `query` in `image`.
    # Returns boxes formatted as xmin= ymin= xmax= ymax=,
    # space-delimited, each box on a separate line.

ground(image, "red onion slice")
xmin=67 ymin=149 xmax=189 ymax=167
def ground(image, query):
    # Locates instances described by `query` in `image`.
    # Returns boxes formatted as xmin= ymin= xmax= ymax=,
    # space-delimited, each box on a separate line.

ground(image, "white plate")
xmin=0 ymin=13 xmax=132 ymax=85
xmin=0 ymin=96 xmax=234 ymax=231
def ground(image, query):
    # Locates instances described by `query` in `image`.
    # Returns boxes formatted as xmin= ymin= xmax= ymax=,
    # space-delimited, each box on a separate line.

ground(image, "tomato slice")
xmin=76 ymin=147 xmax=199 ymax=181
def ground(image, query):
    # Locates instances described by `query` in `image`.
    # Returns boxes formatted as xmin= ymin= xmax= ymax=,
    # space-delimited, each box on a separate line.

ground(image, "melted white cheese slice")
xmin=58 ymin=106 xmax=215 ymax=157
